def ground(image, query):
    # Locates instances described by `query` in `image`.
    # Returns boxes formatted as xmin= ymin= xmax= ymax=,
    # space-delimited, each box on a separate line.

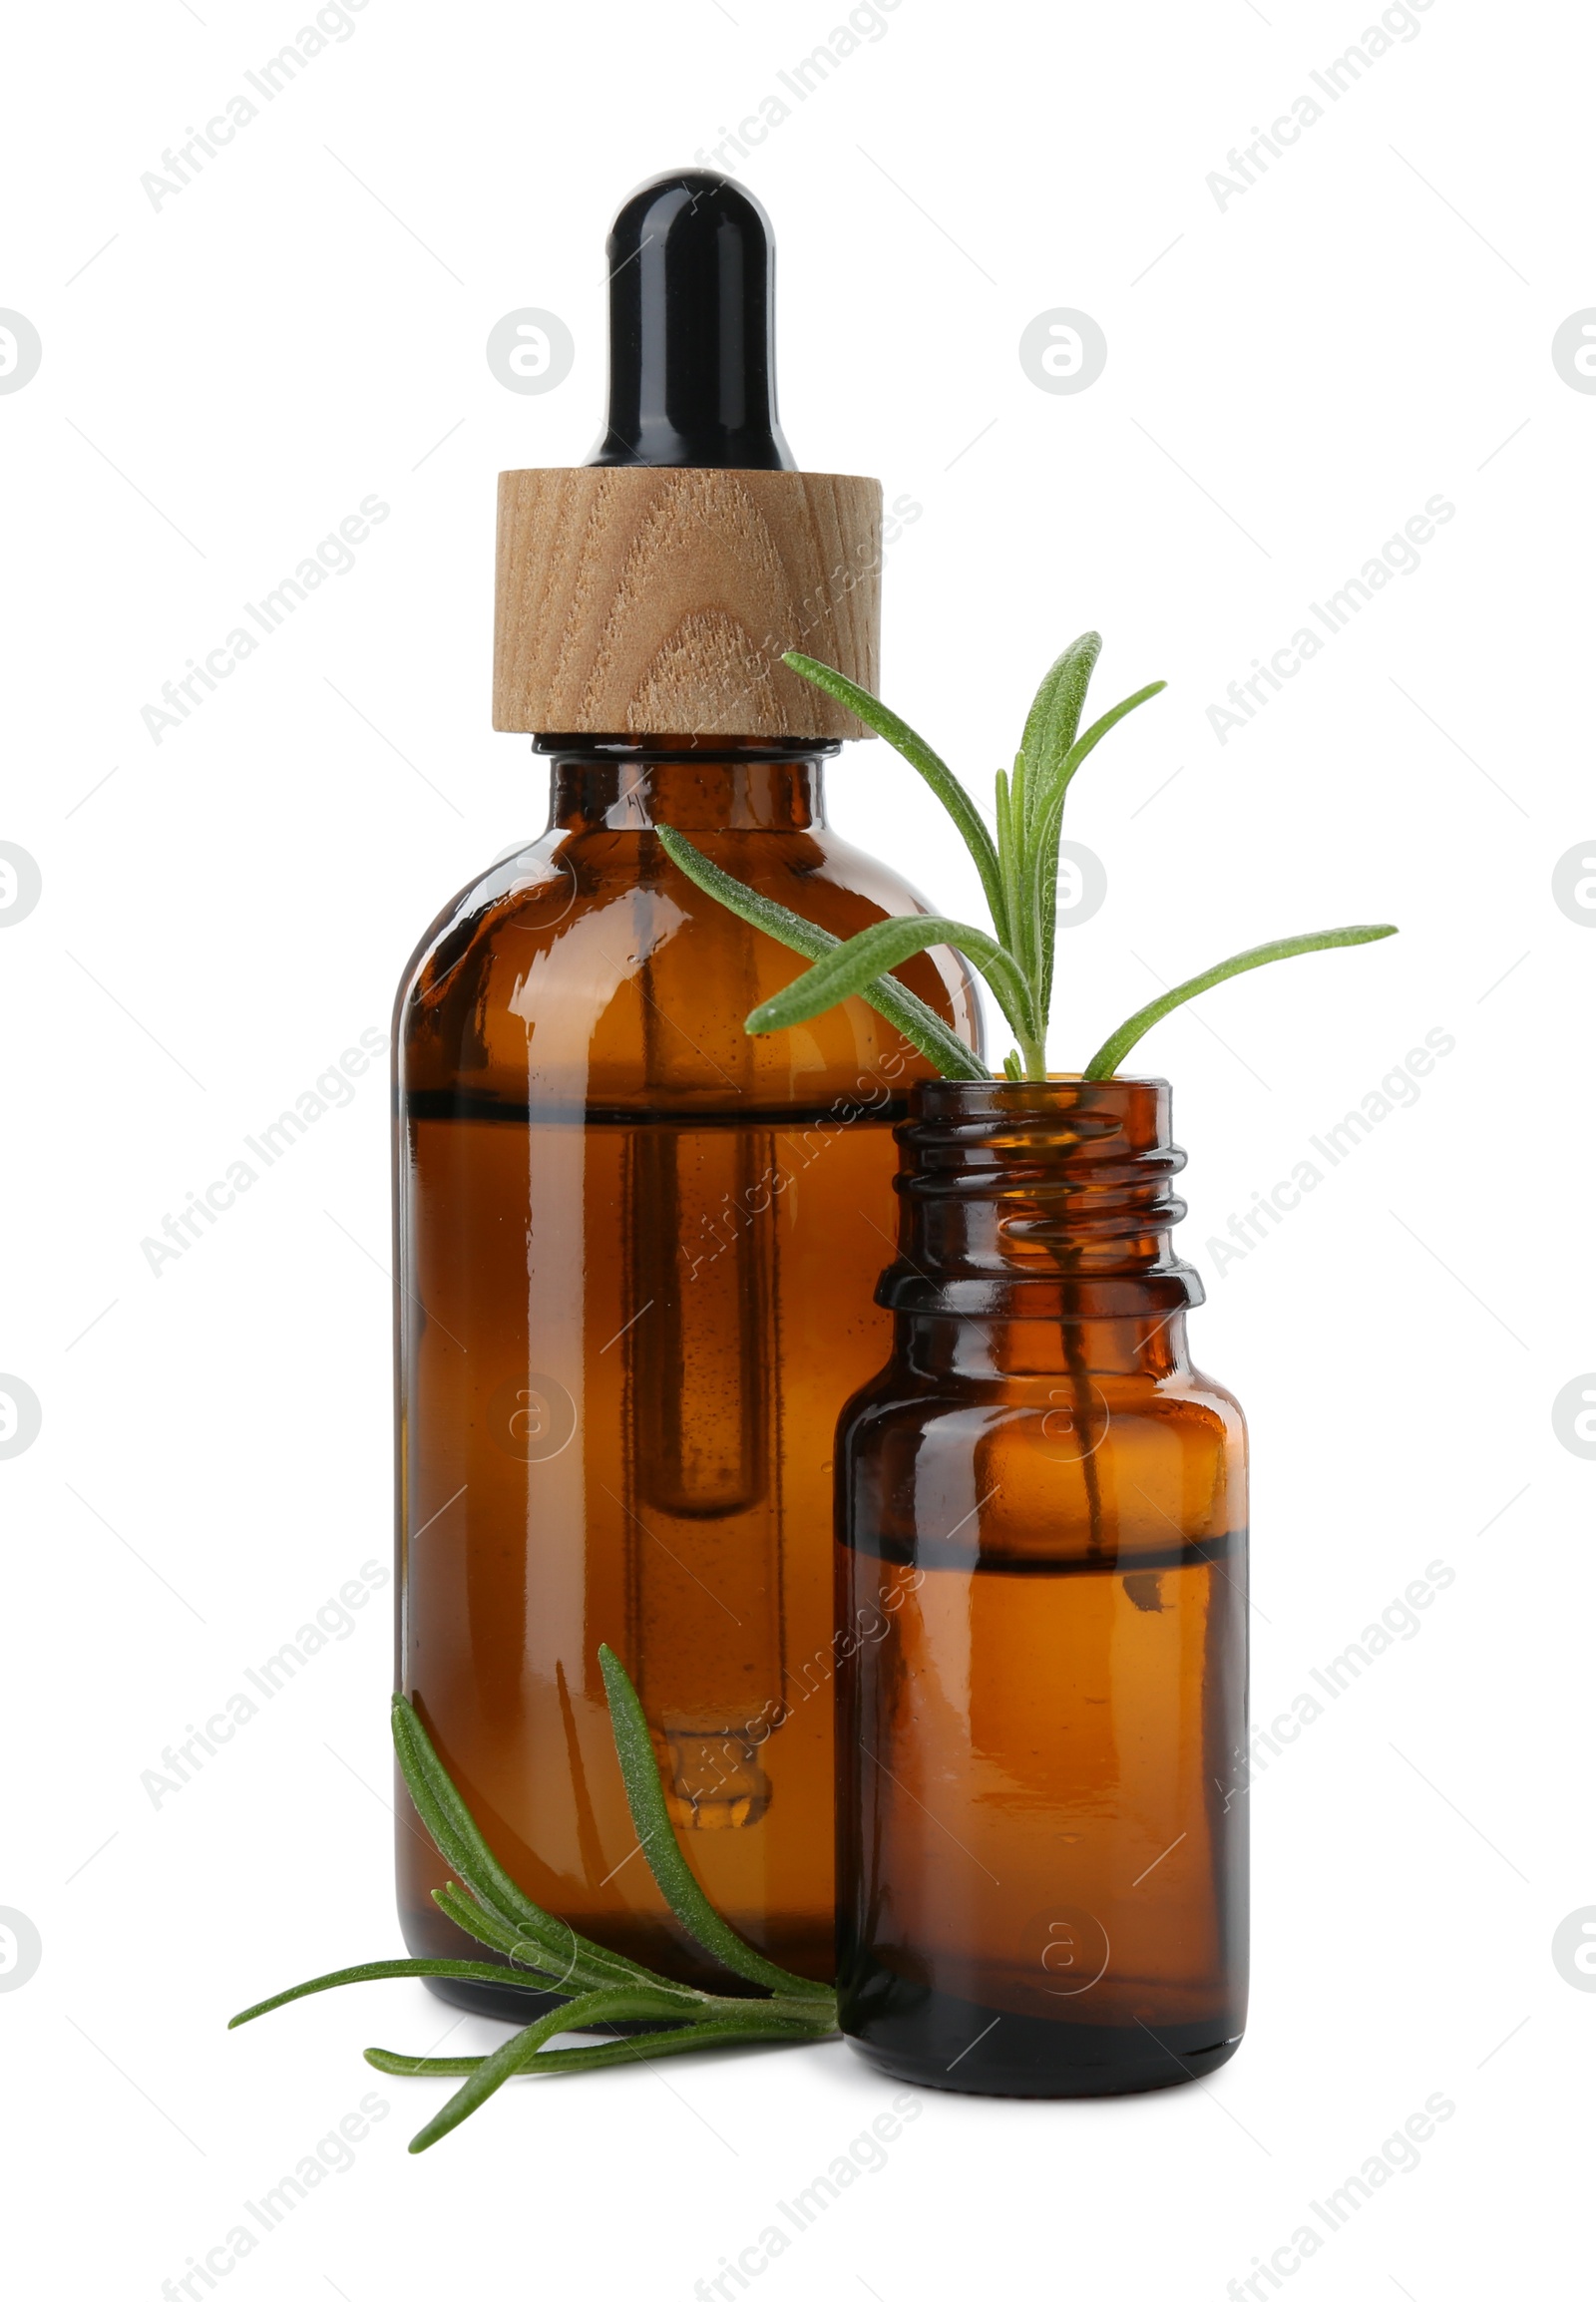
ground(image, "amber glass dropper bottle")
xmin=393 ymin=171 xmax=981 ymax=2018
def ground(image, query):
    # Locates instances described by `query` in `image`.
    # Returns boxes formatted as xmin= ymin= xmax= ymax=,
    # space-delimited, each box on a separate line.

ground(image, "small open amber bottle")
xmin=835 ymin=1076 xmax=1247 ymax=2096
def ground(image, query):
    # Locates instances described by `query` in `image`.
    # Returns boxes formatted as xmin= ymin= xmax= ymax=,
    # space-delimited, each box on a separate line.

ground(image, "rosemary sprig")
xmin=651 ymin=826 xmax=985 ymax=1081
xmin=658 ymin=633 xmax=1396 ymax=1077
xmin=229 ymin=1647 xmax=838 ymax=2150
xmin=596 ymin=1647 xmax=833 ymax=2002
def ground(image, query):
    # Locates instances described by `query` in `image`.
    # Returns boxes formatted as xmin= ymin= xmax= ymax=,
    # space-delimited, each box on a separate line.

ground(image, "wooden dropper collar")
xmin=492 ymin=170 xmax=882 ymax=742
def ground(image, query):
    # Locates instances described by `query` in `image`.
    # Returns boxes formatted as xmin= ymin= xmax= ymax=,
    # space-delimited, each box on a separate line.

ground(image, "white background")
xmin=2 ymin=0 xmax=1589 ymax=2293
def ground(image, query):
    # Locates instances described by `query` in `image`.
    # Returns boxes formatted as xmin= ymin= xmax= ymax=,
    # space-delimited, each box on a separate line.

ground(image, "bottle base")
xmin=842 ymin=1977 xmax=1243 ymax=2099
xmin=421 ymin=1970 xmax=578 ymax=2028
xmin=421 ymin=1971 xmax=691 ymax=2032
xmin=401 ymin=1890 xmax=833 ymax=2025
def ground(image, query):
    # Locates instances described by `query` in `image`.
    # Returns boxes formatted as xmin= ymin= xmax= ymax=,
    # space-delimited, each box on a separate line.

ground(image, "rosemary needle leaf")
xmin=782 ymin=651 xmax=1008 ymax=941
xmin=392 ymin=1695 xmax=669 ymax=1997
xmin=1029 ymin=680 xmax=1168 ymax=1016
xmin=1036 ymin=680 xmax=1168 ymax=825
xmin=430 ymin=1881 xmax=584 ymax=1986
xmin=233 ymin=1659 xmax=839 ymax=2126
xmin=228 ymin=1959 xmax=570 ymax=2030
xmin=656 ymin=825 xmax=986 ymax=1081
xmin=994 ymin=767 xmax=1024 ymax=969
xmin=1049 ymin=671 xmax=1165 ymax=801
xmin=406 ymin=1988 xmax=699 ymax=2152
xmin=659 ymin=636 xmax=1393 ymax=1091
xmin=746 ymin=914 xmax=1035 ymax=1053
xmin=598 ymin=1645 xmax=835 ymax=2000
xmin=1083 ymin=926 xmax=1399 ymax=1078
xmin=1019 ymin=631 xmax=1101 ymax=827
xmin=363 ymin=2050 xmax=493 ymax=2079
xmin=365 ymin=2019 xmax=827 ymax=2085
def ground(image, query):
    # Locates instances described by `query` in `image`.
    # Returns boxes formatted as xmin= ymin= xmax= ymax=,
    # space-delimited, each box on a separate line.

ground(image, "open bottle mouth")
xmin=877 ymin=1074 xmax=1203 ymax=1319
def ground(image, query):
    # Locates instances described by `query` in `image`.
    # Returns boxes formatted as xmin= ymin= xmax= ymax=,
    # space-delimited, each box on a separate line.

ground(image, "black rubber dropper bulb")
xmin=586 ymin=170 xmax=795 ymax=472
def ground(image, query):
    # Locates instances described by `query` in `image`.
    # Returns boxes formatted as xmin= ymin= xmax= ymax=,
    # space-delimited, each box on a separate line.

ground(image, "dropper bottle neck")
xmin=539 ymin=736 xmax=836 ymax=832
xmin=493 ymin=164 xmax=883 ymax=748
